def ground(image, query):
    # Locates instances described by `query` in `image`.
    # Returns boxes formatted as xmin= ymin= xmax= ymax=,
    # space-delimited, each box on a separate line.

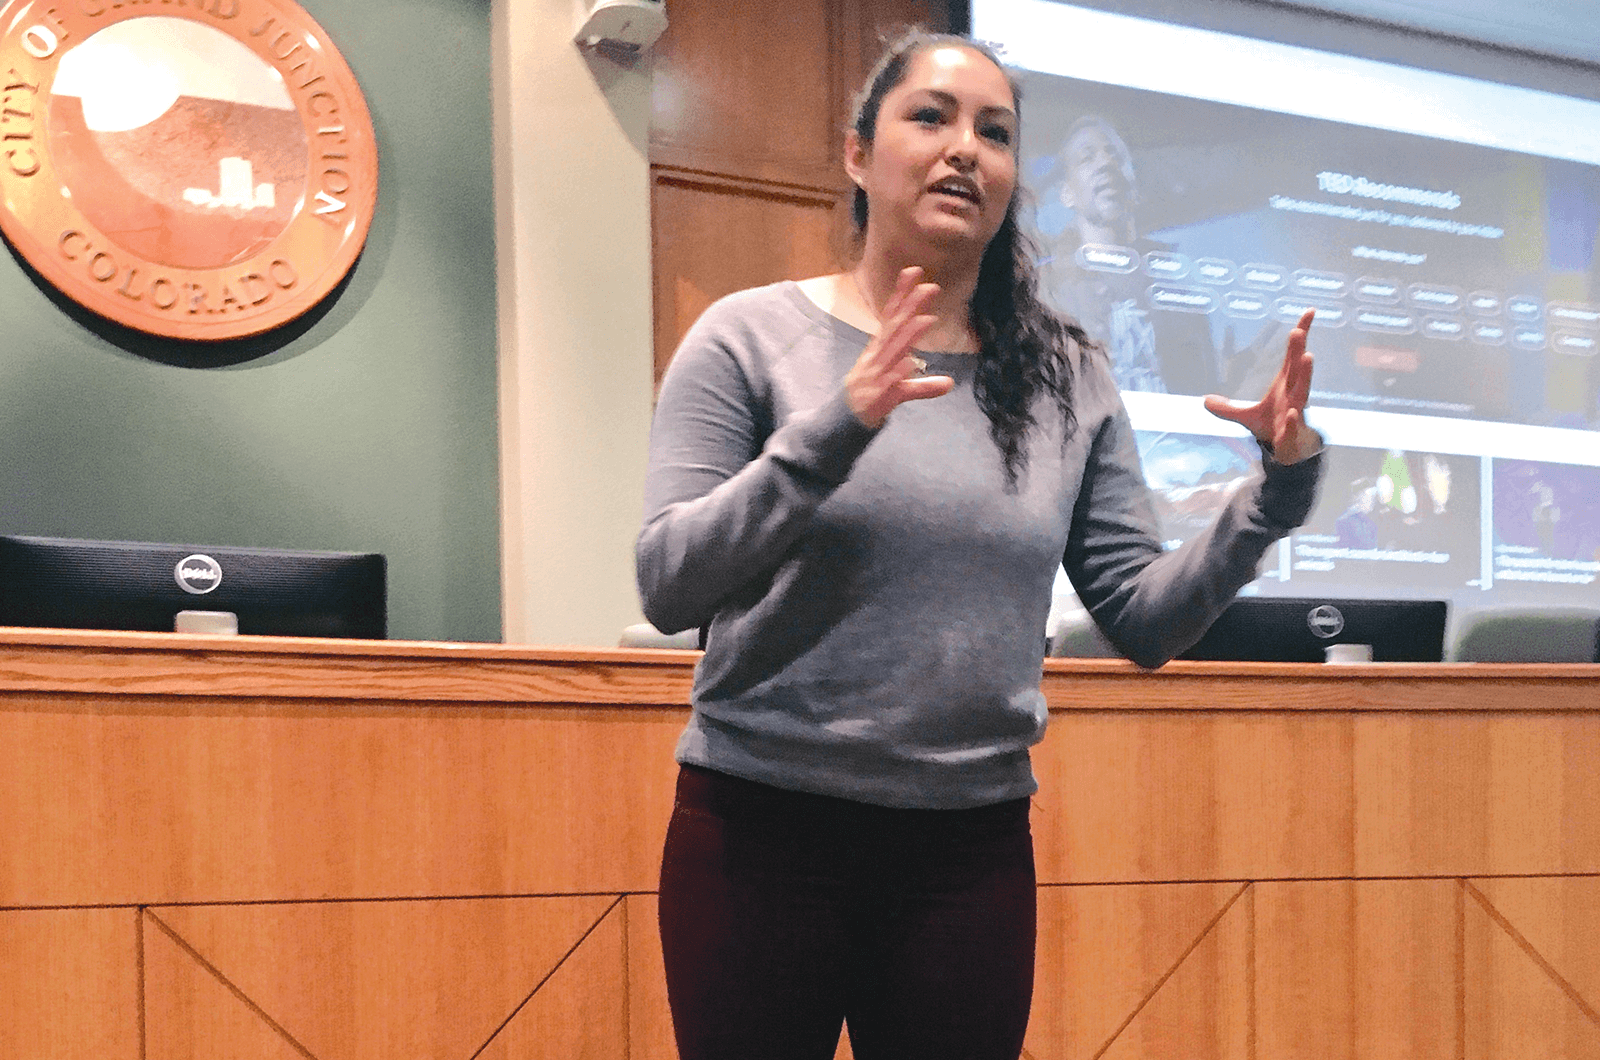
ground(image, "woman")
xmin=636 ymin=30 xmax=1321 ymax=1060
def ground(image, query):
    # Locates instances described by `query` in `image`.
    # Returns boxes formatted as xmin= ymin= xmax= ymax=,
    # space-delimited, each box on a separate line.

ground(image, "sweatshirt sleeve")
xmin=635 ymin=301 xmax=878 ymax=634
xmin=1063 ymin=364 xmax=1324 ymax=668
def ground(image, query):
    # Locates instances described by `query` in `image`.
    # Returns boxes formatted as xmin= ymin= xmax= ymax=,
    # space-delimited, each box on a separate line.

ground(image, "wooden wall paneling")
xmin=0 ymin=699 xmax=685 ymax=906
xmin=1465 ymin=878 xmax=1600 ymax=1058
xmin=648 ymin=0 xmax=953 ymax=184
xmin=6 ymin=632 xmax=1600 ymax=1057
xmin=1463 ymin=879 xmax=1600 ymax=1060
xmin=467 ymin=899 xmax=630 ymax=1060
xmin=847 ymin=0 xmax=958 ymax=91
xmin=1254 ymin=880 xmax=1358 ymax=1060
xmin=1030 ymin=711 xmax=1355 ymax=884
xmin=145 ymin=896 xmax=618 ymax=1060
xmin=1205 ymin=712 xmax=1356 ymax=881
xmin=1254 ymin=880 xmax=1460 ymax=1060
xmin=624 ymin=894 xmax=675 ymax=1060
xmin=1484 ymin=714 xmax=1600 ymax=874
xmin=1352 ymin=712 xmax=1494 ymax=879
xmin=1038 ymin=661 xmax=1600 ymax=713
xmin=650 ymin=172 xmax=843 ymax=380
xmin=649 ymin=0 xmax=843 ymax=186
xmin=646 ymin=0 xmax=956 ymax=375
xmin=1029 ymin=882 xmax=1249 ymax=1060
xmin=1093 ymin=884 xmax=1252 ymax=1060
xmin=1350 ymin=880 xmax=1460 ymax=1060
xmin=1353 ymin=713 xmax=1600 ymax=878
xmin=143 ymin=910 xmax=311 ymax=1060
xmin=0 ymin=908 xmax=140 ymax=1060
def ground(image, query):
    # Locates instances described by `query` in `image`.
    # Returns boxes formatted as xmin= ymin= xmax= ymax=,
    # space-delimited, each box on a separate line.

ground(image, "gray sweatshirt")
xmin=637 ymin=282 xmax=1321 ymax=809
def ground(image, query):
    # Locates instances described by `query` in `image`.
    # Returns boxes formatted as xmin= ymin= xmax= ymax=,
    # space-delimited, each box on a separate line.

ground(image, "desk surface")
xmin=0 ymin=626 xmax=1591 ymax=710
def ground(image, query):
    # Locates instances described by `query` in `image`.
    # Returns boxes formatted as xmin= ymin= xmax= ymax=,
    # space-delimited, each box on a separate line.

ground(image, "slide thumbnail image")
xmin=1290 ymin=447 xmax=1480 ymax=592
xmin=1135 ymin=430 xmax=1259 ymax=549
xmin=1491 ymin=459 xmax=1600 ymax=593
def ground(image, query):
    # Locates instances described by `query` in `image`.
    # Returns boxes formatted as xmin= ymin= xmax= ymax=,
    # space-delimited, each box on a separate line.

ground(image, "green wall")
xmin=0 ymin=0 xmax=501 ymax=642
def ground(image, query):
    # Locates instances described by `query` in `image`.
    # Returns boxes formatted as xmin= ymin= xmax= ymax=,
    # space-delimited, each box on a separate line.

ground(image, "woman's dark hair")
xmin=850 ymin=30 xmax=1099 ymax=486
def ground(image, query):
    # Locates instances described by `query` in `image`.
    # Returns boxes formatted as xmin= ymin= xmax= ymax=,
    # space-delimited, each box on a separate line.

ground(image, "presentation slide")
xmin=1027 ymin=87 xmax=1594 ymax=426
xmin=980 ymin=0 xmax=1600 ymax=615
xmin=1289 ymin=446 xmax=1481 ymax=591
xmin=1134 ymin=429 xmax=1258 ymax=551
xmin=1134 ymin=428 xmax=1290 ymax=586
xmin=1492 ymin=458 xmax=1600 ymax=594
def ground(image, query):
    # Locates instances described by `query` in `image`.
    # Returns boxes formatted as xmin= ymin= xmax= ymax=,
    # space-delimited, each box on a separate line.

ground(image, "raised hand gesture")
xmin=845 ymin=267 xmax=957 ymax=429
xmin=1203 ymin=309 xmax=1320 ymax=465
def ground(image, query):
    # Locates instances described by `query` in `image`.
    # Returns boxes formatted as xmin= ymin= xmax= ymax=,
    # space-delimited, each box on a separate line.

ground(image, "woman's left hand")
xmin=1203 ymin=309 xmax=1321 ymax=465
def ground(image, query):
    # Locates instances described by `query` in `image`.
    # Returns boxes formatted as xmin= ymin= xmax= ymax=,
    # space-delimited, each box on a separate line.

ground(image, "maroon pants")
xmin=658 ymin=765 xmax=1036 ymax=1060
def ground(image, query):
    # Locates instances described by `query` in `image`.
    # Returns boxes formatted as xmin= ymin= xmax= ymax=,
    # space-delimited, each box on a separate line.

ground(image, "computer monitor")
xmin=0 ymin=535 xmax=386 ymax=638
xmin=1179 ymin=597 xmax=1448 ymax=662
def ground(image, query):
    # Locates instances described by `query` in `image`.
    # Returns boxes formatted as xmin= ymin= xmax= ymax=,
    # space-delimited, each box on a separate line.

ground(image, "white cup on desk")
xmin=176 ymin=610 xmax=239 ymax=635
xmin=1324 ymin=642 xmax=1373 ymax=664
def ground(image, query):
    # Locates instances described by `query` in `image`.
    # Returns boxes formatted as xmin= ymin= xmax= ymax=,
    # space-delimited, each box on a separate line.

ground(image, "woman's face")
xmin=848 ymin=45 xmax=1019 ymax=257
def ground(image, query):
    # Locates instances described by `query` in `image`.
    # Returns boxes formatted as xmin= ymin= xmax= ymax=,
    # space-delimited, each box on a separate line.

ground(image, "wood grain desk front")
xmin=1 ymin=630 xmax=1594 ymax=1058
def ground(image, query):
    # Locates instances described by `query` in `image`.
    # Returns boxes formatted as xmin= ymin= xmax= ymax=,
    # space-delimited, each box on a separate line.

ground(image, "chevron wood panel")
xmin=475 ymin=902 xmax=629 ymax=1060
xmin=149 ymin=896 xmax=618 ymax=1060
xmin=0 ymin=908 xmax=140 ymax=1060
xmin=1028 ymin=882 xmax=1248 ymax=1060
xmin=144 ymin=912 xmax=314 ymax=1060
xmin=4 ymin=634 xmax=1600 ymax=1056
xmin=1469 ymin=877 xmax=1600 ymax=1011
xmin=1094 ymin=884 xmax=1252 ymax=1060
xmin=623 ymin=894 xmax=676 ymax=1060
xmin=1464 ymin=881 xmax=1600 ymax=1060
xmin=1465 ymin=878 xmax=1600 ymax=1059
xmin=1031 ymin=711 xmax=1356 ymax=884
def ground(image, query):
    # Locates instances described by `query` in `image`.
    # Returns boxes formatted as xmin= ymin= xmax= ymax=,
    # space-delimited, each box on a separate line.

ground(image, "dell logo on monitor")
xmin=175 ymin=554 xmax=223 ymax=595
xmin=1307 ymin=604 xmax=1345 ymax=638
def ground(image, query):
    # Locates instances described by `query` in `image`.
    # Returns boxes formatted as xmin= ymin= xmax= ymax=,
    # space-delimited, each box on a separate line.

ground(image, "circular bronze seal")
xmin=0 ymin=0 xmax=377 ymax=341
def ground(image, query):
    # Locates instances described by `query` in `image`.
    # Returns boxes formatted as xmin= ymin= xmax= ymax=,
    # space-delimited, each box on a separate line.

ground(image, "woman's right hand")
xmin=845 ymin=266 xmax=957 ymax=429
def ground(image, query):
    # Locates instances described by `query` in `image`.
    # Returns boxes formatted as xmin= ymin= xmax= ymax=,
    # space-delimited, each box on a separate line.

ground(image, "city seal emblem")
xmin=0 ymin=0 xmax=377 ymax=341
